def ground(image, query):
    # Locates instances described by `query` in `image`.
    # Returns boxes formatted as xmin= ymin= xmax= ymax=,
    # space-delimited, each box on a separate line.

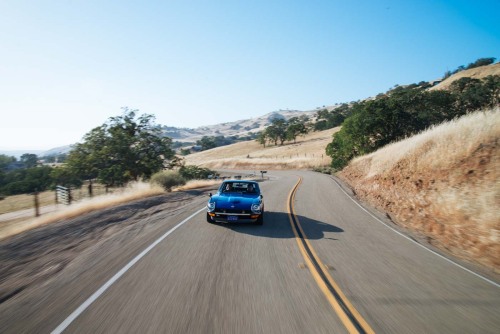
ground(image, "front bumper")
xmin=208 ymin=211 xmax=261 ymax=223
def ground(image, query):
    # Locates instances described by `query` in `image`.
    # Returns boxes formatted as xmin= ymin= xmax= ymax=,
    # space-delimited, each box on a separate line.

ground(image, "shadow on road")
xmin=213 ymin=211 xmax=343 ymax=240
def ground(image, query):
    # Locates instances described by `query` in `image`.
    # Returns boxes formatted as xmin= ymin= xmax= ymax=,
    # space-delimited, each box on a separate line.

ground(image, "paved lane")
xmin=1 ymin=171 xmax=498 ymax=333
xmin=57 ymin=172 xmax=347 ymax=333
xmin=292 ymin=170 xmax=500 ymax=333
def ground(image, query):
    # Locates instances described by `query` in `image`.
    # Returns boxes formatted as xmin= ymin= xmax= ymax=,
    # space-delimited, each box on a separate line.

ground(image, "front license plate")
xmin=227 ymin=215 xmax=238 ymax=221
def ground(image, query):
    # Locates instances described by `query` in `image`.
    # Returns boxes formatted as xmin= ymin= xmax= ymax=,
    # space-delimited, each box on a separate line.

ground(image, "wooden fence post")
xmin=88 ymin=179 xmax=93 ymax=197
xmin=34 ymin=191 xmax=40 ymax=217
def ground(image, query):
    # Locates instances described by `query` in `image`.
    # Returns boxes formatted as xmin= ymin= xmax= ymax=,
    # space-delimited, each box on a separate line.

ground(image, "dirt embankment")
xmin=338 ymin=110 xmax=499 ymax=273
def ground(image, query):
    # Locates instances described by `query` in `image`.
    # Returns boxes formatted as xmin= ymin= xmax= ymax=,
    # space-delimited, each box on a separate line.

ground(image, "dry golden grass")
xmin=0 ymin=183 xmax=119 ymax=215
xmin=430 ymin=62 xmax=500 ymax=91
xmin=340 ymin=108 xmax=500 ymax=271
xmin=175 ymin=179 xmax=221 ymax=191
xmin=0 ymin=191 xmax=56 ymax=215
xmin=353 ymin=108 xmax=500 ymax=177
xmin=184 ymin=127 xmax=338 ymax=170
xmin=0 ymin=182 xmax=165 ymax=240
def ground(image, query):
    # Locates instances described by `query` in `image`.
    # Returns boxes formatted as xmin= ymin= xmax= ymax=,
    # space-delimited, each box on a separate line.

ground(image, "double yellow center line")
xmin=287 ymin=177 xmax=375 ymax=334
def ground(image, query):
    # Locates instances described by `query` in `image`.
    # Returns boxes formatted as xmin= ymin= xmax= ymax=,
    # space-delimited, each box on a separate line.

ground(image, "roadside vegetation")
xmin=326 ymin=71 xmax=499 ymax=169
xmin=442 ymin=57 xmax=496 ymax=79
xmin=0 ymin=182 xmax=166 ymax=240
xmin=339 ymin=108 xmax=499 ymax=271
xmin=0 ymin=183 xmax=118 ymax=215
xmin=150 ymin=171 xmax=186 ymax=192
xmin=0 ymin=108 xmax=174 ymax=196
xmin=0 ymin=108 xmax=215 ymax=198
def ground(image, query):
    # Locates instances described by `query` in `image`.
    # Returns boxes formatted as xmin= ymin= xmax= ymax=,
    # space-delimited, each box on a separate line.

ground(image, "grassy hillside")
xmin=338 ymin=108 xmax=499 ymax=272
xmin=430 ymin=62 xmax=500 ymax=91
xmin=183 ymin=127 xmax=338 ymax=170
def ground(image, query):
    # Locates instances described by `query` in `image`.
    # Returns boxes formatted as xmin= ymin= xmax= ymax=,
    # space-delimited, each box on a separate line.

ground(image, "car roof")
xmin=223 ymin=180 xmax=257 ymax=183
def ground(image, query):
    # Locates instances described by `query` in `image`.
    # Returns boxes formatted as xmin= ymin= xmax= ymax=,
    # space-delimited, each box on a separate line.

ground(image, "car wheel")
xmin=206 ymin=213 xmax=214 ymax=223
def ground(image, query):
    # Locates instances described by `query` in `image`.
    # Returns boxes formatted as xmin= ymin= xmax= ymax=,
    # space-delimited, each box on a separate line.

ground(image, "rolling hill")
xmin=430 ymin=62 xmax=500 ymax=91
xmin=163 ymin=109 xmax=318 ymax=143
xmin=183 ymin=127 xmax=338 ymax=170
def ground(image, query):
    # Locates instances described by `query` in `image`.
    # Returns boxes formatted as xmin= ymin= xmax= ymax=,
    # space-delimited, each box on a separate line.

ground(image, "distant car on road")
xmin=206 ymin=180 xmax=264 ymax=224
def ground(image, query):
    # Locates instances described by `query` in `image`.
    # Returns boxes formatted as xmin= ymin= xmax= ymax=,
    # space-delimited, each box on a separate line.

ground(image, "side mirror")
xmin=209 ymin=192 xmax=212 ymax=197
xmin=260 ymin=194 xmax=263 ymax=199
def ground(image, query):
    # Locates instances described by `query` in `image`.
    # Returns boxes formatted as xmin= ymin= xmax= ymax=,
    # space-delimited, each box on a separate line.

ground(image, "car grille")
xmin=215 ymin=208 xmax=248 ymax=214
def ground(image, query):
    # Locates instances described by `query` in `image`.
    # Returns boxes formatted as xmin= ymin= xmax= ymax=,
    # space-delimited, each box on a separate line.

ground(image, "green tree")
xmin=0 ymin=154 xmax=16 ymax=170
xmin=256 ymin=131 xmax=267 ymax=147
xmin=20 ymin=153 xmax=38 ymax=168
xmin=444 ymin=57 xmax=496 ymax=78
xmin=66 ymin=108 xmax=174 ymax=187
xmin=179 ymin=165 xmax=215 ymax=180
xmin=196 ymin=135 xmax=236 ymax=151
xmin=266 ymin=119 xmax=287 ymax=145
xmin=314 ymin=105 xmax=348 ymax=131
xmin=264 ymin=125 xmax=279 ymax=146
xmin=197 ymin=136 xmax=217 ymax=151
xmin=450 ymin=76 xmax=500 ymax=112
xmin=466 ymin=57 xmax=496 ymax=70
xmin=180 ymin=148 xmax=191 ymax=156
xmin=50 ymin=167 xmax=83 ymax=188
xmin=286 ymin=117 xmax=309 ymax=143
xmin=1 ymin=166 xmax=54 ymax=195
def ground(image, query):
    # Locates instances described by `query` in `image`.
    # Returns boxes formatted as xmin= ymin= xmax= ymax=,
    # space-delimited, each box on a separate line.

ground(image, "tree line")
xmin=254 ymin=105 xmax=355 ymax=147
xmin=256 ymin=116 xmax=310 ymax=147
xmin=443 ymin=57 xmax=496 ymax=79
xmin=0 ymin=153 xmax=68 ymax=196
xmin=0 ymin=108 xmax=186 ymax=196
xmin=326 ymin=74 xmax=499 ymax=169
xmin=191 ymin=133 xmax=259 ymax=153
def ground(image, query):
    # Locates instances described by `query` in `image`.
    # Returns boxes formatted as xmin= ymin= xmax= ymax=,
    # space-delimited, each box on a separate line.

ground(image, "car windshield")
xmin=221 ymin=182 xmax=259 ymax=194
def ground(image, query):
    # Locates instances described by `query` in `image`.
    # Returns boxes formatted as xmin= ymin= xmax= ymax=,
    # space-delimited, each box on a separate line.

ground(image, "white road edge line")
xmin=330 ymin=176 xmax=500 ymax=288
xmin=51 ymin=207 xmax=207 ymax=334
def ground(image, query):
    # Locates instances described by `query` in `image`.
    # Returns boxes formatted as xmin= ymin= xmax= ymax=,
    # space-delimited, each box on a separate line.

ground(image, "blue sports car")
xmin=206 ymin=180 xmax=264 ymax=224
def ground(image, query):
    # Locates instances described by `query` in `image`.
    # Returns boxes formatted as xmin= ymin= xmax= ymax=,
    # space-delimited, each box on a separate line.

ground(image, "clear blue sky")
xmin=1 ymin=0 xmax=499 ymax=150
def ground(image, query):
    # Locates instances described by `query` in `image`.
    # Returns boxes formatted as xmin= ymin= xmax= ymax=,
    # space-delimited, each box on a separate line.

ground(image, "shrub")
xmin=150 ymin=171 xmax=186 ymax=192
xmin=179 ymin=165 xmax=216 ymax=180
xmin=313 ymin=166 xmax=333 ymax=174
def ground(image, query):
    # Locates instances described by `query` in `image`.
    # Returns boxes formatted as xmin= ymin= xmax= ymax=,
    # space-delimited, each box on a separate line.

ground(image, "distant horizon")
xmin=0 ymin=106 xmax=316 ymax=152
xmin=0 ymin=147 xmax=69 ymax=157
xmin=1 ymin=106 xmax=323 ymax=152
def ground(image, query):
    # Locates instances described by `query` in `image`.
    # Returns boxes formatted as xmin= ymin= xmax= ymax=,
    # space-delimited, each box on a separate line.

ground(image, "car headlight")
xmin=207 ymin=202 xmax=215 ymax=212
xmin=251 ymin=203 xmax=262 ymax=214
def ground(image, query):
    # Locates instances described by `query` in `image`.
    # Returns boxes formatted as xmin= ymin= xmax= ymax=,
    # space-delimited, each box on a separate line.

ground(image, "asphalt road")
xmin=1 ymin=171 xmax=499 ymax=333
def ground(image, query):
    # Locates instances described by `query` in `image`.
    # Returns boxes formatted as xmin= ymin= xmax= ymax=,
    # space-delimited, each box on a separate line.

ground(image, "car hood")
xmin=211 ymin=194 xmax=261 ymax=209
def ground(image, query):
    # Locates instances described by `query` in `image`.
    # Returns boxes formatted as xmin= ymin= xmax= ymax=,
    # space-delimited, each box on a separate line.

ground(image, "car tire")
xmin=206 ymin=213 xmax=214 ymax=223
